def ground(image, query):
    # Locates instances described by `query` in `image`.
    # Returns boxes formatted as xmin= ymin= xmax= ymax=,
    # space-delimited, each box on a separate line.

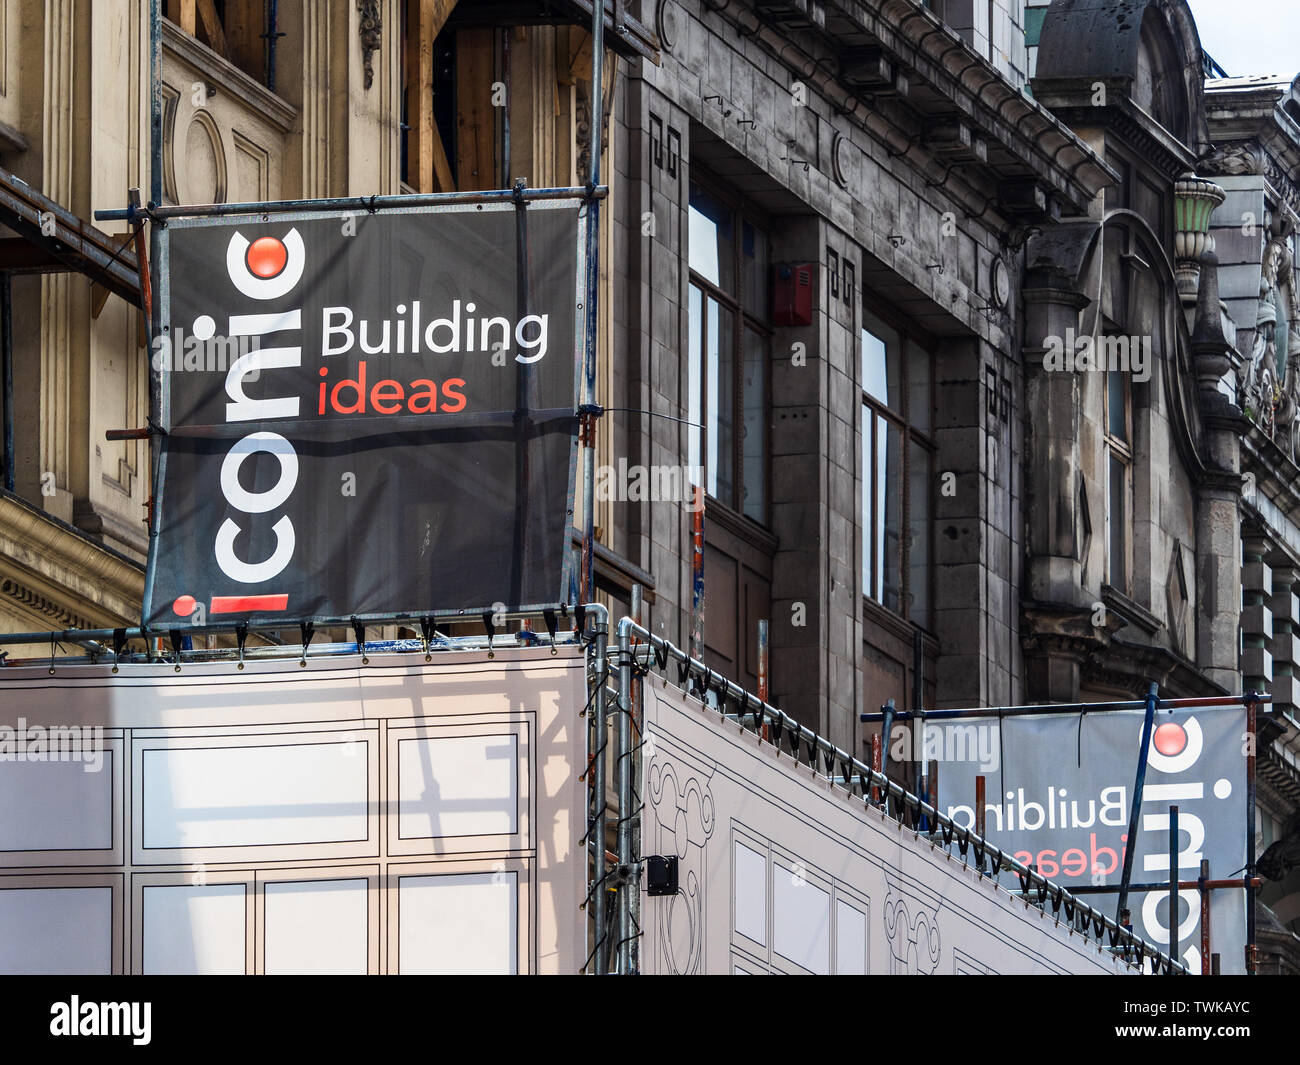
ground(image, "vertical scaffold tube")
xmin=616 ymin=616 xmax=635 ymax=974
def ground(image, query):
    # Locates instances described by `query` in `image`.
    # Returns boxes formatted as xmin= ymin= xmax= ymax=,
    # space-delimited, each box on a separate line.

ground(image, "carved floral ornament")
xmin=358 ymin=0 xmax=382 ymax=90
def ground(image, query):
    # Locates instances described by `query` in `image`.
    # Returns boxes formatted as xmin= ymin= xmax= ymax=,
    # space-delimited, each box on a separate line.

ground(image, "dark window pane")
xmin=880 ymin=421 xmax=903 ymax=613
xmin=1108 ymin=368 xmax=1127 ymax=443
xmin=707 ymin=299 xmax=735 ymax=505
xmin=908 ymin=440 xmax=931 ymax=625
xmin=861 ymin=311 xmax=900 ymax=410
xmin=742 ymin=326 xmax=766 ymax=522
xmin=741 ymin=220 xmax=768 ymax=320
xmin=688 ymin=184 xmax=734 ymax=291
xmin=862 ymin=405 xmax=872 ymax=596
xmin=688 ymin=284 xmax=703 ymax=484
xmin=908 ymin=340 xmax=932 ymax=436
xmin=1109 ymin=453 xmax=1127 ymax=590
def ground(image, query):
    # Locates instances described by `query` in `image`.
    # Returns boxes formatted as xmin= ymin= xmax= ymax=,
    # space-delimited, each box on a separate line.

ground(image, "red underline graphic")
xmin=210 ymin=594 xmax=290 ymax=614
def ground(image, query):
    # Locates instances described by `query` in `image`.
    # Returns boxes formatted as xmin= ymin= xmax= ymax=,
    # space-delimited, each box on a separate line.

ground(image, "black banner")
xmin=144 ymin=202 xmax=583 ymax=626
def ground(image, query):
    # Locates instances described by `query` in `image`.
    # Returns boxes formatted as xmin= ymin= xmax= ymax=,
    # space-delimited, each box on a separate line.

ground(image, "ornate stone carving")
xmin=357 ymin=0 xmax=382 ymax=90
xmin=1201 ymin=142 xmax=1264 ymax=176
xmin=1240 ymin=237 xmax=1300 ymax=459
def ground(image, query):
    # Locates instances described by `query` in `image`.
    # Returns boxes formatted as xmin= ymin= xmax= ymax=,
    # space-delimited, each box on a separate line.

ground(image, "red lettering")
xmin=1090 ymin=832 xmax=1119 ymax=876
xmin=330 ymin=361 xmax=367 ymax=414
xmin=408 ymin=380 xmax=438 ymax=414
xmin=1060 ymin=848 xmax=1087 ymax=877
xmin=440 ymin=377 xmax=467 ymax=413
xmin=1036 ymin=852 xmax=1059 ymax=879
xmin=371 ymin=379 xmax=403 ymax=414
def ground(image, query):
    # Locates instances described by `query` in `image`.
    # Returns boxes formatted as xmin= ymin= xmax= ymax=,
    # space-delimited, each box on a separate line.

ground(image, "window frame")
xmin=860 ymin=303 xmax=936 ymax=629
xmin=1104 ymin=361 xmax=1134 ymax=595
xmin=686 ymin=175 xmax=772 ymax=526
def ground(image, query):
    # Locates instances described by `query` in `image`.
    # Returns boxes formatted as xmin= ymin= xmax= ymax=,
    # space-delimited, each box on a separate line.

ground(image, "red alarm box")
xmin=773 ymin=262 xmax=814 ymax=326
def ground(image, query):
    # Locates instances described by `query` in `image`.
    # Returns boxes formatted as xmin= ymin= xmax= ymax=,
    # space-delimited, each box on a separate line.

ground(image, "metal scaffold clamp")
xmin=419 ymin=616 xmax=435 ymax=662
xmin=351 ymin=618 xmax=368 ymax=665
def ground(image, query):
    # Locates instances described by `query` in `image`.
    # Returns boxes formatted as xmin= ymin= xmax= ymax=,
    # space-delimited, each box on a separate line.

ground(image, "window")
xmin=861 ymin=310 xmax=933 ymax=626
xmin=687 ymin=182 xmax=769 ymax=523
xmin=166 ymin=0 xmax=271 ymax=88
xmin=1105 ymin=364 xmax=1132 ymax=594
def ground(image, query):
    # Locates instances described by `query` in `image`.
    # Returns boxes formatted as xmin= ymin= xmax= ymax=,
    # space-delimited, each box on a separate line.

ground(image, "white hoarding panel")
xmin=397 ymin=733 xmax=519 ymax=840
xmin=642 ymin=682 xmax=1136 ymax=975
xmin=264 ymin=878 xmax=369 ymax=975
xmin=141 ymin=742 xmax=369 ymax=849
xmin=0 ymin=886 xmax=113 ymax=975
xmin=0 ymin=648 xmax=586 ymax=974
xmin=142 ymin=884 xmax=246 ymax=975
xmin=0 ymin=755 xmax=115 ymax=852
xmin=397 ymin=871 xmax=520 ymax=975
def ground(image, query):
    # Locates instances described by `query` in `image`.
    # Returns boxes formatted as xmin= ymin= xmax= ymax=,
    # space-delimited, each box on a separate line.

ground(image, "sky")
xmin=1186 ymin=0 xmax=1300 ymax=79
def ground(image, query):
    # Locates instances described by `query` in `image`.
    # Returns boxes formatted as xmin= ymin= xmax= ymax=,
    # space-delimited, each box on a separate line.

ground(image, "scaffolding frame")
xmin=595 ymin=616 xmax=1191 ymax=975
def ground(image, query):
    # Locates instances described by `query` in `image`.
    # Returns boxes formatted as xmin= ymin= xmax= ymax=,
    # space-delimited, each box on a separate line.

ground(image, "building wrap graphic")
xmin=146 ymin=203 xmax=584 ymax=625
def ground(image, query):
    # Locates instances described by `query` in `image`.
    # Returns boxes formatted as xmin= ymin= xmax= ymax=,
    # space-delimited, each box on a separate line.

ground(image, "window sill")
xmin=704 ymin=494 xmax=777 ymax=556
xmin=863 ymin=594 xmax=938 ymax=652
xmin=1101 ymin=583 xmax=1163 ymax=635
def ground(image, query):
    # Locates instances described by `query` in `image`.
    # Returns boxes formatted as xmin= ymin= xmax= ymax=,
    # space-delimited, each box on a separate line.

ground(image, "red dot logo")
xmin=172 ymin=594 xmax=197 ymax=617
xmin=1153 ymin=721 xmax=1187 ymax=757
xmin=246 ymin=236 xmax=288 ymax=279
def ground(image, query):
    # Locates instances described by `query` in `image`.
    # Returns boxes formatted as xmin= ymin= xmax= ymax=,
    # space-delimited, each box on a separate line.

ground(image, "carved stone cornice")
xmin=0 ymin=493 xmax=144 ymax=629
xmin=162 ymin=19 xmax=296 ymax=132
xmin=715 ymin=0 xmax=1116 ymax=221
xmin=1026 ymin=96 xmax=1196 ymax=182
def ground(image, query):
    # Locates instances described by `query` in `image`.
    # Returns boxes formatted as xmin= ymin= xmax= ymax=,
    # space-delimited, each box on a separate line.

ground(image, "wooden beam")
xmin=455 ymin=28 xmax=497 ymax=191
xmin=168 ymin=0 xmax=197 ymax=35
xmin=195 ymin=0 xmax=226 ymax=56
xmin=431 ymin=123 xmax=456 ymax=192
xmin=408 ymin=0 xmax=434 ymax=192
xmin=223 ymin=0 xmax=264 ymax=83
xmin=408 ymin=1 xmax=459 ymax=193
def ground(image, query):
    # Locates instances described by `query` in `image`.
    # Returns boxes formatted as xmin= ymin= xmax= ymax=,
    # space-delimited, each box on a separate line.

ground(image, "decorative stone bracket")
xmin=357 ymin=0 xmax=382 ymax=90
xmin=1173 ymin=173 xmax=1226 ymax=301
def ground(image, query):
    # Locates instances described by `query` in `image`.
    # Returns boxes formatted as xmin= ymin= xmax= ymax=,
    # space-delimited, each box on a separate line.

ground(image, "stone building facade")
xmin=1 ymin=0 xmax=1298 ymax=967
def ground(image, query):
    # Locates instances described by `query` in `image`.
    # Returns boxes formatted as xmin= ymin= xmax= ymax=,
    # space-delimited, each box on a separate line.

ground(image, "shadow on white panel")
xmin=265 ymin=879 xmax=368 ymax=975
xmin=0 ymin=757 xmax=113 ymax=851
xmin=398 ymin=872 xmax=517 ymax=974
xmin=143 ymin=884 xmax=245 ymax=974
xmin=141 ymin=743 xmax=368 ymax=849
xmin=397 ymin=735 xmax=518 ymax=840
xmin=0 ymin=888 xmax=112 ymax=974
